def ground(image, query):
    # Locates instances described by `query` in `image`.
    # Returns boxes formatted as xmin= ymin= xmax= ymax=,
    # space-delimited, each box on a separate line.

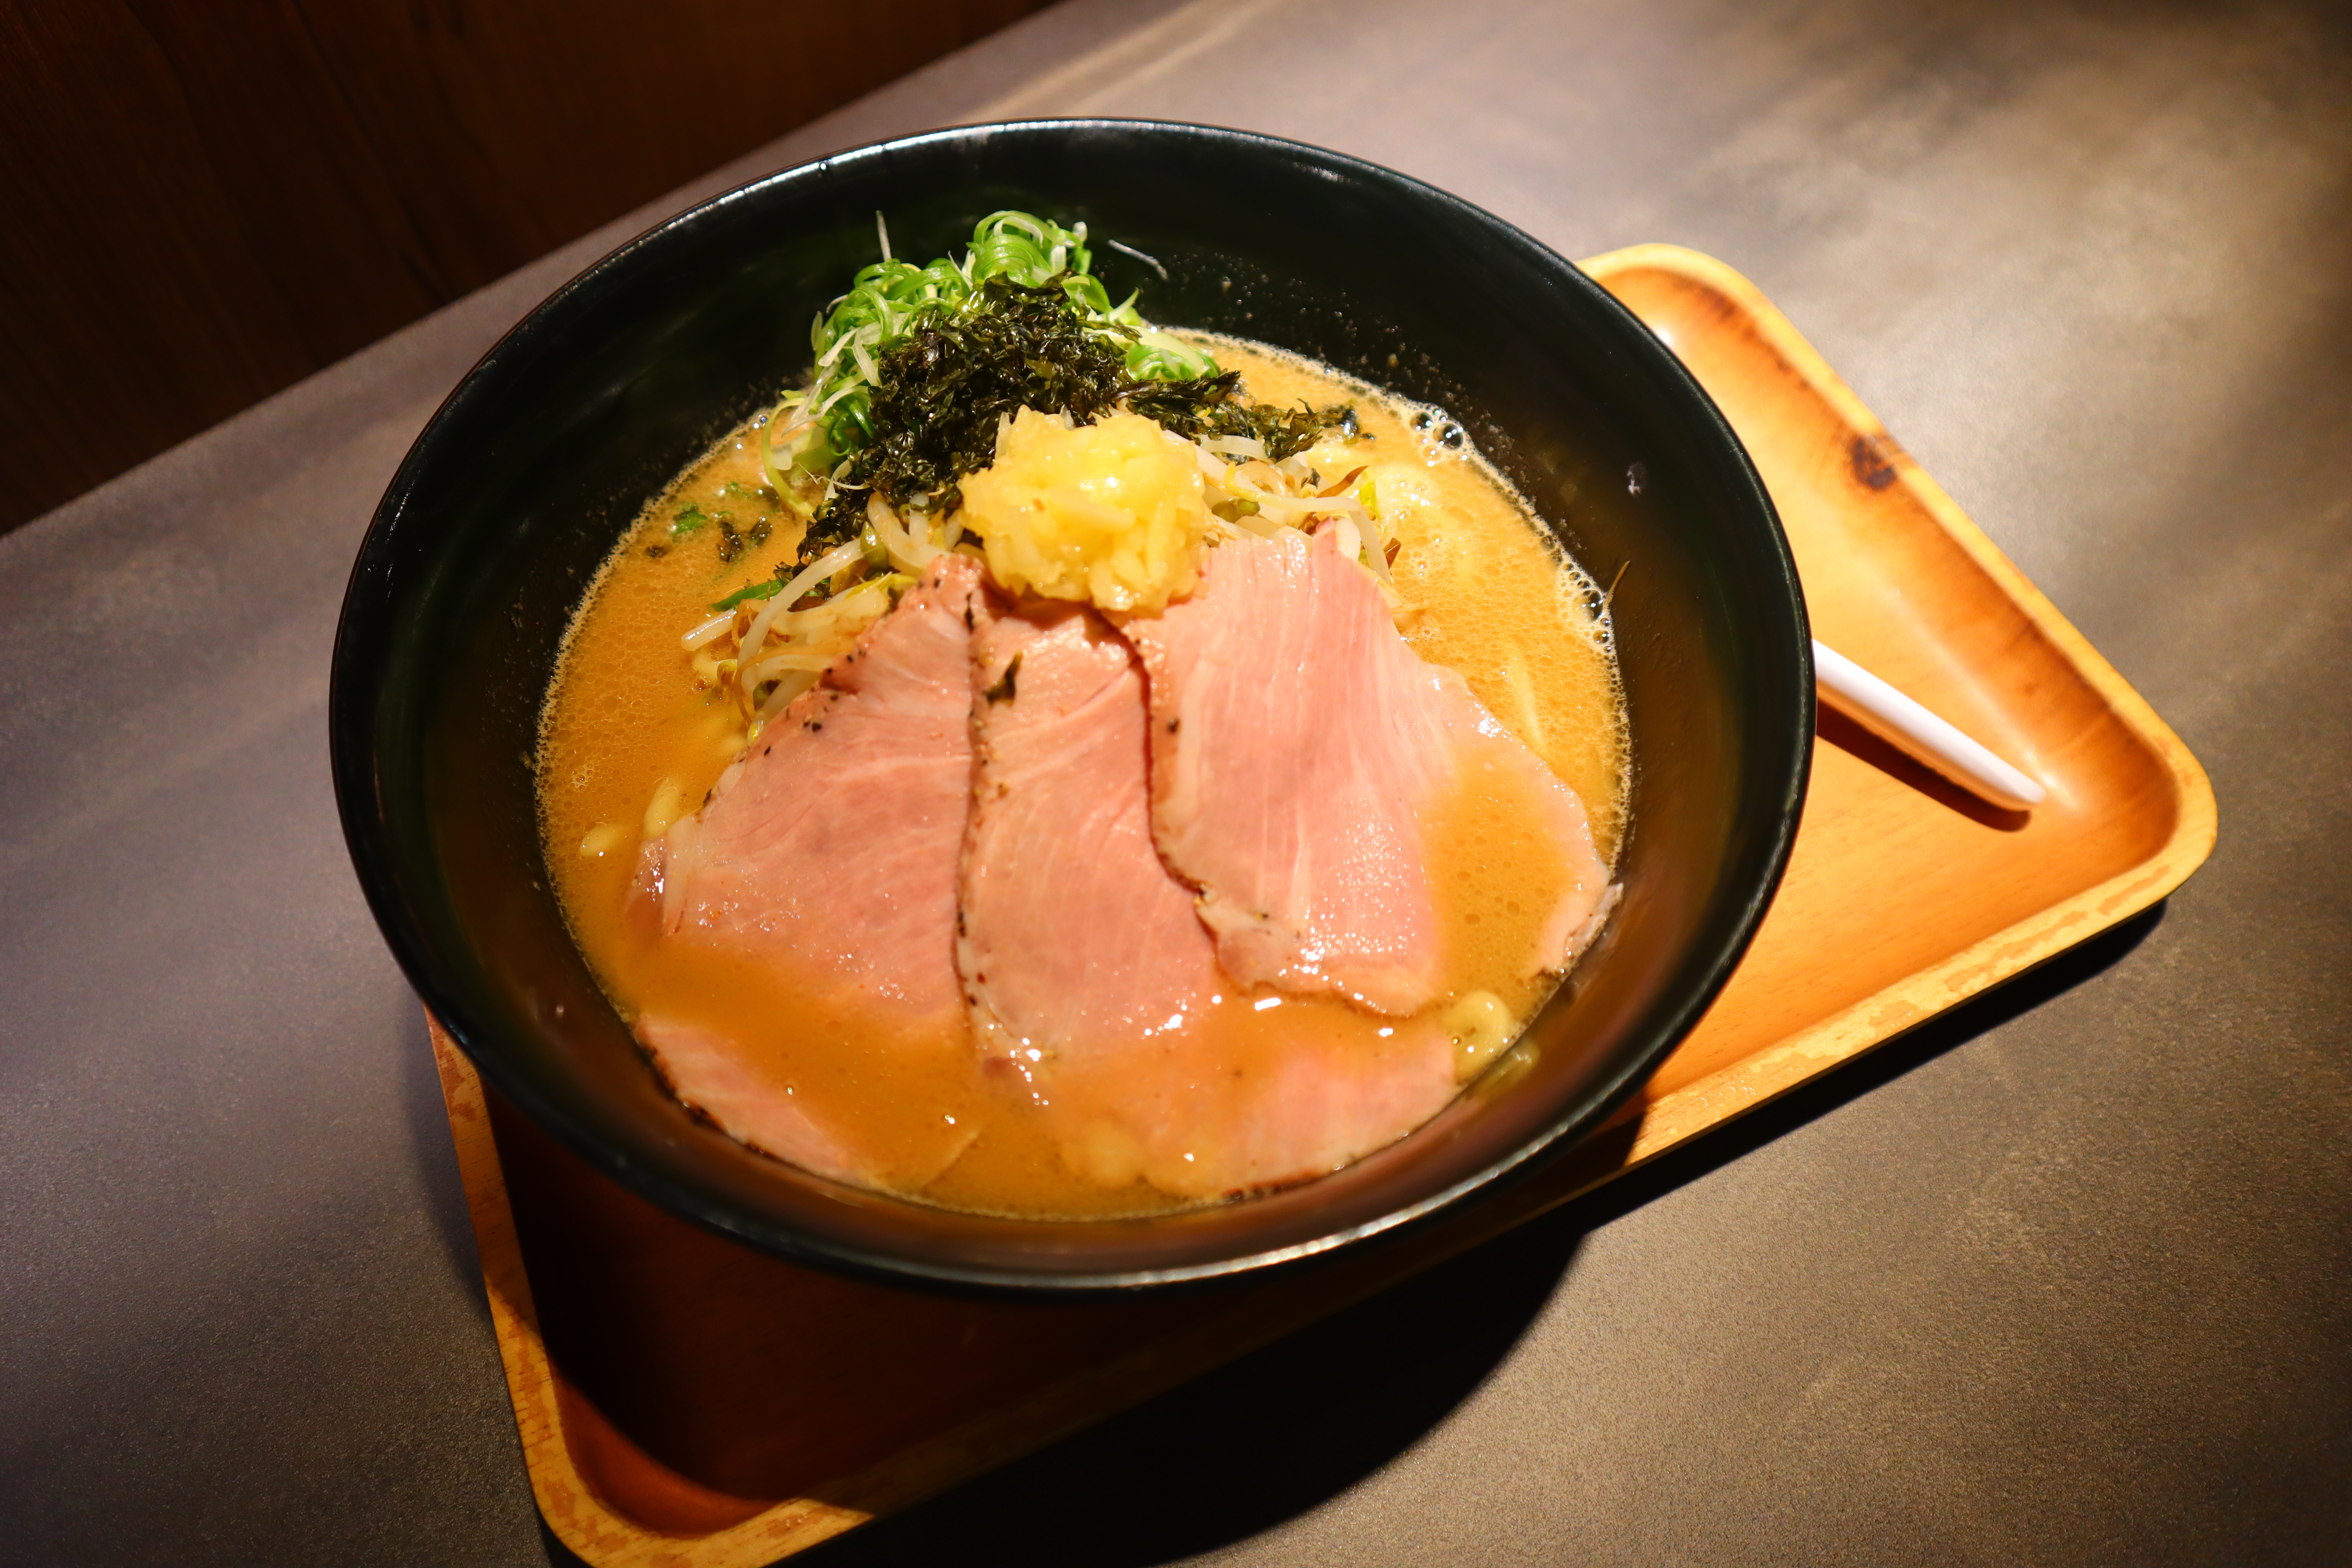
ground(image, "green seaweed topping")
xmin=1130 ymin=377 xmax=1360 ymax=463
xmin=795 ymin=287 xmax=1355 ymax=555
xmin=775 ymin=210 xmax=1358 ymax=559
xmin=799 ymin=211 xmax=1218 ymax=462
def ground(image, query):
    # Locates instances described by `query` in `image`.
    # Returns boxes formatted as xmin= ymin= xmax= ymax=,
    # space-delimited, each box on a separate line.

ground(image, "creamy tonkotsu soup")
xmin=538 ymin=239 xmax=1626 ymax=1220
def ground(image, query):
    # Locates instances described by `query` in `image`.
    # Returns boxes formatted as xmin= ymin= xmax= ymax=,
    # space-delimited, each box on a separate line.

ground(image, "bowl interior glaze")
xmin=331 ymin=120 xmax=1811 ymax=1292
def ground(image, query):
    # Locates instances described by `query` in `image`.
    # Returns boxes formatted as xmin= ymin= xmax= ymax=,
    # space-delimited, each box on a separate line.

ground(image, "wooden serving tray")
xmin=429 ymin=245 xmax=2216 ymax=1567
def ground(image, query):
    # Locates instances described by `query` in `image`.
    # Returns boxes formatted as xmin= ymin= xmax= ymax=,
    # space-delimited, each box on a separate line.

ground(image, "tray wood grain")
xmin=430 ymin=245 xmax=2215 ymax=1567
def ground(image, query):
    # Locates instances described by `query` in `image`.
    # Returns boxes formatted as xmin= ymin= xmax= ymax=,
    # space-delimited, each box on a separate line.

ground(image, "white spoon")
xmin=1812 ymin=640 xmax=2046 ymax=811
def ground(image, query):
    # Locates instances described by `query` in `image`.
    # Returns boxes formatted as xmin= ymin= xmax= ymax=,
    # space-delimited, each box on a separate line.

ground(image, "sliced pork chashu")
xmin=630 ymin=553 xmax=984 ymax=1189
xmin=958 ymin=594 xmax=1459 ymax=1199
xmin=957 ymin=599 xmax=1218 ymax=1060
xmin=1120 ymin=527 xmax=1612 ymax=1017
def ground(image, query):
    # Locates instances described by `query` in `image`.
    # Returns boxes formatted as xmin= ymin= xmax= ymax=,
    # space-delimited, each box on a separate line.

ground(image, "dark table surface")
xmin=5 ymin=1 xmax=2347 ymax=1563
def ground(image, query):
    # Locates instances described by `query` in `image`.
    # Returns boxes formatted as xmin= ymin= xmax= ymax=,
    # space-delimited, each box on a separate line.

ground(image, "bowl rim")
xmin=331 ymin=116 xmax=1813 ymax=1294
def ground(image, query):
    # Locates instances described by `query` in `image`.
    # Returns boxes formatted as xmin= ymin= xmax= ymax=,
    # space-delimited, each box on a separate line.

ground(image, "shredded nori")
xmin=1130 ymin=377 xmax=1361 ymax=463
xmin=797 ymin=276 xmax=1357 ymax=557
xmin=707 ymin=504 xmax=777 ymax=565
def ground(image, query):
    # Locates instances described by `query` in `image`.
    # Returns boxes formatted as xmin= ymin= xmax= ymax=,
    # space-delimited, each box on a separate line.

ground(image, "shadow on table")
xmin=400 ymin=1003 xmax=495 ymax=1325
xmin=535 ymin=902 xmax=2161 ymax=1568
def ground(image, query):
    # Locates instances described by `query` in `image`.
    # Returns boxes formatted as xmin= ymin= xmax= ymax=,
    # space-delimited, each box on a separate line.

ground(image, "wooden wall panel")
xmin=0 ymin=0 xmax=1053 ymax=533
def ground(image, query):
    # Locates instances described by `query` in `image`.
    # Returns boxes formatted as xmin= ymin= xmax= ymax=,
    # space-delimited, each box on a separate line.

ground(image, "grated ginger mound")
xmin=960 ymin=408 xmax=1211 ymax=612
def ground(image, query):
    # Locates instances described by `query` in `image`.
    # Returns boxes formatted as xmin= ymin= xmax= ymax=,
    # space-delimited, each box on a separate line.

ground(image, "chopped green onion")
xmin=782 ymin=209 xmax=1356 ymax=561
xmin=710 ymin=578 xmax=783 ymax=611
xmin=800 ymin=210 xmax=1220 ymax=472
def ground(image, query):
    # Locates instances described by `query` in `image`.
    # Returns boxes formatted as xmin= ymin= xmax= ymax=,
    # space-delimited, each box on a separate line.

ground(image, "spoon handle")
xmin=1812 ymin=639 xmax=2046 ymax=810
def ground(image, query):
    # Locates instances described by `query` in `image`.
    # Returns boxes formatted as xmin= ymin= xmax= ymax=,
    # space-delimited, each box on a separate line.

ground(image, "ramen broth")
xmin=539 ymin=338 xmax=1628 ymax=1218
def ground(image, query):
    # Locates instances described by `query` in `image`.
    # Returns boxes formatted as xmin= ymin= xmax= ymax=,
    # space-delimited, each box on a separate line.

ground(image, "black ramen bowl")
xmin=332 ymin=120 xmax=1811 ymax=1293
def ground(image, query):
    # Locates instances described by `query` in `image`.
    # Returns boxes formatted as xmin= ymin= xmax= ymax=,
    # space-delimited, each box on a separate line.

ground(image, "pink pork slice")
xmin=1120 ymin=527 xmax=1612 ymax=1017
xmin=957 ymin=599 xmax=1218 ymax=1061
xmin=958 ymin=595 xmax=1459 ymax=1199
xmin=632 ymin=552 xmax=983 ymax=1187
